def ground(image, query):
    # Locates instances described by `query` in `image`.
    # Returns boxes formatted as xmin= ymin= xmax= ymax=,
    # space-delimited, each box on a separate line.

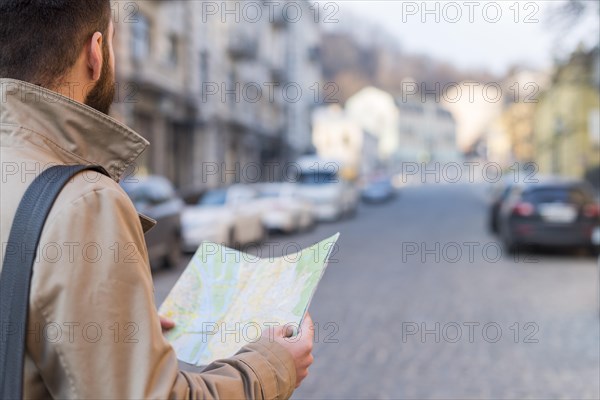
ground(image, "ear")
xmin=87 ymin=31 xmax=104 ymax=82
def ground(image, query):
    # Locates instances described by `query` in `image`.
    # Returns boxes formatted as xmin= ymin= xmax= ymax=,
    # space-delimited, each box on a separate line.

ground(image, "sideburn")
xmin=84 ymin=42 xmax=115 ymax=115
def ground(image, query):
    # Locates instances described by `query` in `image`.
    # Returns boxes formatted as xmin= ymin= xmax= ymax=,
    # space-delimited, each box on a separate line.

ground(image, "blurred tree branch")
xmin=546 ymin=0 xmax=599 ymax=35
xmin=545 ymin=0 xmax=600 ymax=57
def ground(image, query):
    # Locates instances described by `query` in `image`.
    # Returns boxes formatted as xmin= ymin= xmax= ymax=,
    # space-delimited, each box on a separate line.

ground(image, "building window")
xmin=228 ymin=70 xmax=237 ymax=109
xmin=132 ymin=13 xmax=150 ymax=61
xmin=200 ymin=51 xmax=210 ymax=93
xmin=168 ymin=34 xmax=179 ymax=66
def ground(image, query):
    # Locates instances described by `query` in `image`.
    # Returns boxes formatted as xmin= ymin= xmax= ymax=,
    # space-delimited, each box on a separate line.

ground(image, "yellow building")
xmin=497 ymin=69 xmax=550 ymax=165
xmin=533 ymin=46 xmax=600 ymax=179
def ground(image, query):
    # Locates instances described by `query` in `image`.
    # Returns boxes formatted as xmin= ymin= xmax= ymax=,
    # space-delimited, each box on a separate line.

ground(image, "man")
xmin=0 ymin=1 xmax=314 ymax=398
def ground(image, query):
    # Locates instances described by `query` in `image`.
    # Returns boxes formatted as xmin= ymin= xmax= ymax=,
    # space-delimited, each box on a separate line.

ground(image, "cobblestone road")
xmin=153 ymin=183 xmax=600 ymax=399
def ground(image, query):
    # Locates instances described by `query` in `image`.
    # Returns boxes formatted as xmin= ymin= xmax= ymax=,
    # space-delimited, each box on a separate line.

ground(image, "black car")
xmin=121 ymin=176 xmax=184 ymax=269
xmin=498 ymin=179 xmax=600 ymax=253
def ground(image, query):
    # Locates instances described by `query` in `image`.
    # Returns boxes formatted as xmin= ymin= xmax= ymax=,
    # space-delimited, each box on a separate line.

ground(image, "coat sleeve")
xmin=27 ymin=177 xmax=296 ymax=399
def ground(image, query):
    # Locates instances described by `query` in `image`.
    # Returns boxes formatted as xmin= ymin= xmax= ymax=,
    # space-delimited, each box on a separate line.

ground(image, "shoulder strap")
xmin=0 ymin=164 xmax=109 ymax=399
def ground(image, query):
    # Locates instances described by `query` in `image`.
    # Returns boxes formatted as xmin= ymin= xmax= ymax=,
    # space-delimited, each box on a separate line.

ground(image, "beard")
xmin=84 ymin=43 xmax=115 ymax=115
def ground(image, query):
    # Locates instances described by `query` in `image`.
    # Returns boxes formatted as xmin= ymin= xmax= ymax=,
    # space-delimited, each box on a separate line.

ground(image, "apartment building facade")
xmin=111 ymin=0 xmax=322 ymax=192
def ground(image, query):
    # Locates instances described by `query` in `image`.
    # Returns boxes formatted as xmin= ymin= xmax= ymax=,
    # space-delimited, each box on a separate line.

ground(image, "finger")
xmin=160 ymin=316 xmax=175 ymax=330
xmin=300 ymin=313 xmax=314 ymax=339
xmin=301 ymin=313 xmax=313 ymax=330
xmin=268 ymin=325 xmax=291 ymax=340
xmin=283 ymin=324 xmax=295 ymax=338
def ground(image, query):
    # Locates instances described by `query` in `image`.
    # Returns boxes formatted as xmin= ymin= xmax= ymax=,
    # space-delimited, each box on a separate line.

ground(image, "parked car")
xmin=498 ymin=178 xmax=600 ymax=253
xmin=121 ymin=176 xmax=184 ymax=269
xmin=181 ymin=189 xmax=234 ymax=252
xmin=223 ymin=184 xmax=267 ymax=245
xmin=181 ymin=185 xmax=265 ymax=252
xmin=361 ymin=176 xmax=396 ymax=203
xmin=488 ymin=170 xmax=539 ymax=233
xmin=254 ymin=183 xmax=315 ymax=233
xmin=294 ymin=157 xmax=359 ymax=221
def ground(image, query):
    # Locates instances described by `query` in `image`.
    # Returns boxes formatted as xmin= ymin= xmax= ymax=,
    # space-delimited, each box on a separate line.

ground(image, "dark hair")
xmin=0 ymin=0 xmax=111 ymax=88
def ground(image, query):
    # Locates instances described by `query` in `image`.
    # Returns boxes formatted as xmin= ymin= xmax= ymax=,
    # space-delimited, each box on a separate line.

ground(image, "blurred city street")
xmin=154 ymin=181 xmax=600 ymax=399
xmin=0 ymin=0 xmax=598 ymax=398
xmin=106 ymin=1 xmax=599 ymax=397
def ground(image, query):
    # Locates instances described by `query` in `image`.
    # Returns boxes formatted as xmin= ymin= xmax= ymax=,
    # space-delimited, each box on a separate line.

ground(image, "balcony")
xmin=271 ymin=10 xmax=288 ymax=28
xmin=228 ymin=33 xmax=258 ymax=59
xmin=270 ymin=65 xmax=288 ymax=83
xmin=229 ymin=103 xmax=257 ymax=130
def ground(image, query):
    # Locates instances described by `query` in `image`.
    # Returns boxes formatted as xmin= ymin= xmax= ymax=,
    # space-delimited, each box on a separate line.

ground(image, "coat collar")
xmin=0 ymin=78 xmax=149 ymax=182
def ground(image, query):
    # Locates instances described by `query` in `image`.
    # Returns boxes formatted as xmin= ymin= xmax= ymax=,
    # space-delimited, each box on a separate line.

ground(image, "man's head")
xmin=0 ymin=0 xmax=115 ymax=114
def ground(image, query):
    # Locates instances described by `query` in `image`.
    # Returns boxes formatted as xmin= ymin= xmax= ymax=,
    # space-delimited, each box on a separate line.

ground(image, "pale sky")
xmin=320 ymin=1 xmax=599 ymax=75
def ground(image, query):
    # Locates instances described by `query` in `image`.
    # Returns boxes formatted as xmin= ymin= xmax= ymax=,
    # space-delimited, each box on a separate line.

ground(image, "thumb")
xmin=301 ymin=313 xmax=313 ymax=331
xmin=273 ymin=323 xmax=295 ymax=338
xmin=299 ymin=313 xmax=314 ymax=339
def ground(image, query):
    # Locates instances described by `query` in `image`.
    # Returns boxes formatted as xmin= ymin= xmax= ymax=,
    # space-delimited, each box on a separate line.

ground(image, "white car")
xmin=181 ymin=187 xmax=264 ymax=252
xmin=253 ymin=183 xmax=315 ymax=233
xmin=294 ymin=158 xmax=359 ymax=221
xmin=226 ymin=185 xmax=267 ymax=244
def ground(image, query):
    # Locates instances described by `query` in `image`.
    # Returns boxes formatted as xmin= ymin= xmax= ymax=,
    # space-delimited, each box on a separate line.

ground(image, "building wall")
xmin=112 ymin=0 xmax=195 ymax=187
xmin=311 ymin=105 xmax=378 ymax=180
xmin=533 ymin=47 xmax=600 ymax=179
xmin=285 ymin=0 xmax=322 ymax=160
xmin=396 ymin=96 xmax=458 ymax=163
xmin=345 ymin=86 xmax=400 ymax=161
xmin=111 ymin=0 xmax=322 ymax=192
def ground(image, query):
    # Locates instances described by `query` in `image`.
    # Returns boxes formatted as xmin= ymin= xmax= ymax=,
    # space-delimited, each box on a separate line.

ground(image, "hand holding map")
xmin=158 ymin=233 xmax=340 ymax=365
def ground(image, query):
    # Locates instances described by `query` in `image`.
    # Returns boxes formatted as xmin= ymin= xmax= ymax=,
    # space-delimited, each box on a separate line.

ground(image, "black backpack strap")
xmin=0 ymin=164 xmax=109 ymax=399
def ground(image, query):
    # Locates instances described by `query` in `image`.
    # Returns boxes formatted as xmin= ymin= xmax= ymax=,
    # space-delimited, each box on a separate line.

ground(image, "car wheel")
xmin=228 ymin=228 xmax=237 ymax=248
xmin=164 ymin=233 xmax=182 ymax=269
xmin=488 ymin=215 xmax=498 ymax=234
xmin=502 ymin=236 xmax=520 ymax=255
xmin=290 ymin=216 xmax=302 ymax=234
xmin=500 ymin=226 xmax=519 ymax=256
xmin=260 ymin=225 xmax=268 ymax=241
xmin=251 ymin=225 xmax=267 ymax=244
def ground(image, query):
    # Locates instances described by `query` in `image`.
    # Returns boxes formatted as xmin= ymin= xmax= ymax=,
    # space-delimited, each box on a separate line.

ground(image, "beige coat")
xmin=0 ymin=79 xmax=296 ymax=399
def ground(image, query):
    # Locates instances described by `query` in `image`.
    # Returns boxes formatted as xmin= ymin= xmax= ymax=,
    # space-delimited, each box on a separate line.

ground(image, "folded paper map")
xmin=158 ymin=233 xmax=340 ymax=366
